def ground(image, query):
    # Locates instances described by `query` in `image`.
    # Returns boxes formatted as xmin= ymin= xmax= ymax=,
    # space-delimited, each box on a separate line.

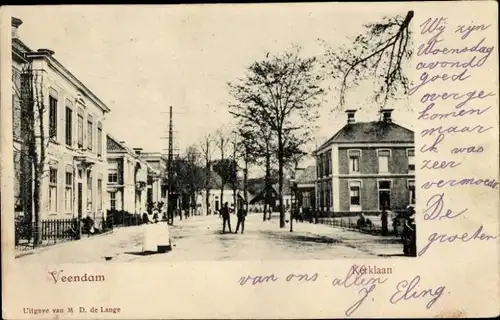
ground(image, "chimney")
xmin=345 ymin=109 xmax=357 ymax=124
xmin=380 ymin=109 xmax=394 ymax=123
xmin=119 ymin=140 xmax=126 ymax=145
xmin=12 ymin=17 xmax=22 ymax=40
xmin=133 ymin=148 xmax=143 ymax=155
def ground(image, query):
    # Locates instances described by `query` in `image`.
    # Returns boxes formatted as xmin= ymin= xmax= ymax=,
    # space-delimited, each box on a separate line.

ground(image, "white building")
xmin=140 ymin=152 xmax=167 ymax=204
xmin=12 ymin=18 xmax=111 ymax=227
xmin=196 ymin=170 xmax=243 ymax=214
xmin=106 ymin=136 xmax=160 ymax=214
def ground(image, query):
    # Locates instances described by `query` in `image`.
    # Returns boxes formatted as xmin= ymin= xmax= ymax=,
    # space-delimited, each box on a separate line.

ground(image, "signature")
xmin=390 ymin=275 xmax=446 ymax=309
xmin=332 ymin=265 xmax=387 ymax=317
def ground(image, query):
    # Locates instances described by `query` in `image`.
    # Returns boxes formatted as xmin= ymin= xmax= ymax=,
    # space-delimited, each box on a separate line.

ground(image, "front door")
xmin=77 ymin=182 xmax=83 ymax=218
xmin=379 ymin=191 xmax=391 ymax=210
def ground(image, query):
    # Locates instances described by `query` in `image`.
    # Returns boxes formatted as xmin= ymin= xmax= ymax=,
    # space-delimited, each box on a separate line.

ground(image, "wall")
xmin=30 ymin=57 xmax=108 ymax=225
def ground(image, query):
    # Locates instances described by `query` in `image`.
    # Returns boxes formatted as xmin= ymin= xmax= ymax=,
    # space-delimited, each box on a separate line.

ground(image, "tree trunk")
xmin=243 ymin=151 xmax=249 ymax=213
xmin=220 ymin=139 xmax=224 ymax=212
xmin=278 ymin=133 xmax=285 ymax=228
xmin=264 ymin=149 xmax=271 ymax=221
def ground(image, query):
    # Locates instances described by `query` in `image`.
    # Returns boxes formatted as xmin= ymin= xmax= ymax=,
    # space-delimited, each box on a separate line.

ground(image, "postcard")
xmin=1 ymin=2 xmax=498 ymax=319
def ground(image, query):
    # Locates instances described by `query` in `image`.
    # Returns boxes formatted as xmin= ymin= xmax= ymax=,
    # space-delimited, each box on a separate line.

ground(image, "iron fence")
xmin=316 ymin=217 xmax=386 ymax=235
xmin=15 ymin=217 xmax=80 ymax=251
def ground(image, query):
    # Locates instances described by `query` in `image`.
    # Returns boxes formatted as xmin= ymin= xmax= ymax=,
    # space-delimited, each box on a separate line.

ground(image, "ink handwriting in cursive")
xmin=332 ymin=265 xmax=387 ymax=317
xmin=390 ymin=276 xmax=446 ymax=309
xmin=419 ymin=225 xmax=499 ymax=256
xmin=423 ymin=193 xmax=468 ymax=220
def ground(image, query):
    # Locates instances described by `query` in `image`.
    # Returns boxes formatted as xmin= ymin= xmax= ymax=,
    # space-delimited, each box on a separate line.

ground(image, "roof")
xmin=12 ymin=38 xmax=31 ymax=63
xmin=107 ymin=134 xmax=129 ymax=153
xmin=12 ymin=31 xmax=110 ymax=113
xmin=296 ymin=165 xmax=316 ymax=184
xmin=272 ymin=181 xmax=291 ymax=196
xmin=316 ymin=121 xmax=414 ymax=152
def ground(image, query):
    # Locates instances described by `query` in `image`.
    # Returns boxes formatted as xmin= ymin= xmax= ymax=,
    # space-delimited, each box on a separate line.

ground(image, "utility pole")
xmin=167 ymin=106 xmax=174 ymax=225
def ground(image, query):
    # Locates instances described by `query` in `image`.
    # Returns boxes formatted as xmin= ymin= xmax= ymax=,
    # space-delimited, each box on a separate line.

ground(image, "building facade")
xmin=106 ymin=136 xmax=160 ymax=214
xmin=295 ymin=165 xmax=316 ymax=211
xmin=140 ymin=152 xmax=167 ymax=205
xmin=314 ymin=109 xmax=415 ymax=215
xmin=12 ymin=18 xmax=111 ymax=227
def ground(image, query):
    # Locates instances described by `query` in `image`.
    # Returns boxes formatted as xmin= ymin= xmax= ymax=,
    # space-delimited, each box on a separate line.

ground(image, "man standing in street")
xmin=235 ymin=203 xmax=247 ymax=234
xmin=221 ymin=202 xmax=233 ymax=233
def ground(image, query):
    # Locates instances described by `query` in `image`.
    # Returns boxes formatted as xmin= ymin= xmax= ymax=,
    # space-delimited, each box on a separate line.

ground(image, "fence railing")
xmin=15 ymin=218 xmax=80 ymax=251
xmin=316 ymin=217 xmax=388 ymax=235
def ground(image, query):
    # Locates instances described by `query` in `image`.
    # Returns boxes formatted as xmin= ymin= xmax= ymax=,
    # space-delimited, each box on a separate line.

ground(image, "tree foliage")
xmin=170 ymin=145 xmax=204 ymax=208
xmin=213 ymin=158 xmax=238 ymax=191
xmin=228 ymin=46 xmax=325 ymax=228
xmin=321 ymin=10 xmax=414 ymax=110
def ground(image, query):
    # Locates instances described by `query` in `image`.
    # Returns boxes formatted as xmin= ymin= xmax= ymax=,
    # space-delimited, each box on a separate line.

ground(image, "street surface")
xmin=17 ymin=213 xmax=405 ymax=264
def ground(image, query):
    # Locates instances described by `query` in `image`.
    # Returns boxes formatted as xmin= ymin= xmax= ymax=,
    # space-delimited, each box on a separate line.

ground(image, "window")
xmin=348 ymin=150 xmax=361 ymax=173
xmin=87 ymin=171 xmax=92 ymax=211
xmin=97 ymin=122 xmax=103 ymax=157
xmin=316 ymin=156 xmax=321 ymax=178
xmin=97 ymin=179 xmax=103 ymax=211
xmin=408 ymin=180 xmax=416 ymax=204
xmin=49 ymin=95 xmax=58 ymax=139
xmin=325 ymin=152 xmax=331 ymax=176
xmin=108 ymin=161 xmax=118 ymax=183
xmin=49 ymin=168 xmax=58 ymax=213
xmin=349 ymin=181 xmax=361 ymax=207
xmin=110 ymin=192 xmax=116 ymax=210
xmin=407 ymin=149 xmax=415 ymax=173
xmin=378 ymin=180 xmax=392 ymax=210
xmin=65 ymin=172 xmax=73 ymax=212
xmin=77 ymin=108 xmax=84 ymax=148
xmin=65 ymin=106 xmax=72 ymax=146
xmin=87 ymin=114 xmax=93 ymax=151
xmin=377 ymin=149 xmax=391 ymax=173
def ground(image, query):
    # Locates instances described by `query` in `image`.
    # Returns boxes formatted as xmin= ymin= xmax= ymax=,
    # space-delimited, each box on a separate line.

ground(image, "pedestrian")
xmin=235 ymin=203 xmax=247 ymax=234
xmin=220 ymin=202 xmax=233 ymax=233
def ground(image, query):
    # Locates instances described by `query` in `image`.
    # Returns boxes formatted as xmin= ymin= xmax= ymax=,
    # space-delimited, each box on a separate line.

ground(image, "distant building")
xmin=106 ymin=135 xmax=160 ymax=214
xmin=12 ymin=17 xmax=110 ymax=226
xmin=295 ymin=165 xmax=316 ymax=211
xmin=313 ymin=109 xmax=415 ymax=214
xmin=246 ymin=178 xmax=292 ymax=212
xmin=197 ymin=170 xmax=242 ymax=214
xmin=139 ymin=152 xmax=167 ymax=204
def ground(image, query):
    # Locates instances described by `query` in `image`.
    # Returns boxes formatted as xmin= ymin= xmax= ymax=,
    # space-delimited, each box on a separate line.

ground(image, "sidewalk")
xmin=255 ymin=214 xmax=404 ymax=257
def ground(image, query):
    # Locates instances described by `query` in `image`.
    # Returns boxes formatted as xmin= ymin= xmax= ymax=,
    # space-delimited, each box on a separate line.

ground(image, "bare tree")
xmin=215 ymin=127 xmax=230 ymax=210
xmin=321 ymin=10 xmax=414 ymax=110
xmin=13 ymin=62 xmax=51 ymax=245
xmin=229 ymin=46 xmax=325 ymax=228
xmin=199 ymin=133 xmax=216 ymax=215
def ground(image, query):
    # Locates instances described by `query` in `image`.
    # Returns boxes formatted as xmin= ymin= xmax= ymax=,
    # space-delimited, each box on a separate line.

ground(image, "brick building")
xmin=313 ymin=109 xmax=415 ymax=215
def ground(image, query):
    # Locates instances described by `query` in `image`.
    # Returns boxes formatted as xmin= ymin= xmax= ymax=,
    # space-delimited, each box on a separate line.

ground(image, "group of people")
xmin=219 ymin=202 xmax=247 ymax=234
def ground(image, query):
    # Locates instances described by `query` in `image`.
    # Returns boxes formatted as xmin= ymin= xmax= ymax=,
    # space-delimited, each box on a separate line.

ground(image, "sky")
xmin=11 ymin=4 xmax=414 ymax=173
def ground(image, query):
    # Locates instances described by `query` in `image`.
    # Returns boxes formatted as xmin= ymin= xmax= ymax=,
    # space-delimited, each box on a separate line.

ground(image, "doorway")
xmin=77 ymin=182 xmax=83 ymax=218
xmin=378 ymin=180 xmax=391 ymax=210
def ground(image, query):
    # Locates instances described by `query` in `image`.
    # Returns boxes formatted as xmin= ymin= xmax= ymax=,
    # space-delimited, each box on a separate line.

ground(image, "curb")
xmin=15 ymin=230 xmax=114 ymax=259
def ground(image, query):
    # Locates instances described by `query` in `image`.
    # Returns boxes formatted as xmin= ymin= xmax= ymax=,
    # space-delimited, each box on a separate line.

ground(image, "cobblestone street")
xmin=17 ymin=213 xmax=404 ymax=264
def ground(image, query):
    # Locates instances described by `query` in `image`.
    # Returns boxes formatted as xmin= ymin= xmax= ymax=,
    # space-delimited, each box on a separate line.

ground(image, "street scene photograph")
xmin=9 ymin=5 xmax=417 ymax=264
